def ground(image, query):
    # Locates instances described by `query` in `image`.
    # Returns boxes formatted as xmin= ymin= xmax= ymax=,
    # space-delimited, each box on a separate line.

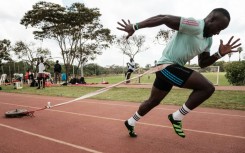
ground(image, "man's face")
xmin=204 ymin=12 xmax=230 ymax=38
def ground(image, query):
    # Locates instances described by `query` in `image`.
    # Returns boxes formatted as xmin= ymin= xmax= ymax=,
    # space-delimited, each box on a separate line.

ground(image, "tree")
xmin=20 ymin=2 xmax=114 ymax=80
xmin=13 ymin=41 xmax=51 ymax=71
xmin=116 ymin=35 xmax=149 ymax=59
xmin=237 ymin=47 xmax=243 ymax=61
xmin=225 ymin=61 xmax=245 ymax=85
xmin=212 ymin=61 xmax=225 ymax=72
xmin=154 ymin=29 xmax=175 ymax=45
xmin=0 ymin=39 xmax=12 ymax=73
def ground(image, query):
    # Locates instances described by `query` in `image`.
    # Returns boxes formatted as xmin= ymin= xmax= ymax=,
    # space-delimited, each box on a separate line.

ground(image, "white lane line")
xmin=1 ymin=103 xmax=245 ymax=139
xmin=0 ymin=123 xmax=102 ymax=153
xmin=50 ymin=109 xmax=245 ymax=140
xmin=1 ymin=93 xmax=245 ymax=118
xmin=80 ymin=101 xmax=245 ymax=118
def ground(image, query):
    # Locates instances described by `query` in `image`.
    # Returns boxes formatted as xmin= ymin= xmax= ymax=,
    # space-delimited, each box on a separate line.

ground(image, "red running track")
xmin=0 ymin=92 xmax=244 ymax=153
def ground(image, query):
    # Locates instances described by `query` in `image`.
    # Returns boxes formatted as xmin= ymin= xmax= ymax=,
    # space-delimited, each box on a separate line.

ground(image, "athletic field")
xmin=0 ymin=83 xmax=244 ymax=153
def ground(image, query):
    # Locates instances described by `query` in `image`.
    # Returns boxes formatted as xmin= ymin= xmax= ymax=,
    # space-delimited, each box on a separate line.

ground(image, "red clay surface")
xmin=0 ymin=91 xmax=245 ymax=153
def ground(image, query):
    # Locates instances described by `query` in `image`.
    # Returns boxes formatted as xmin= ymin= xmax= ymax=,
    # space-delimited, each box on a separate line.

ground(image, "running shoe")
xmin=124 ymin=120 xmax=137 ymax=137
xmin=168 ymin=114 xmax=185 ymax=138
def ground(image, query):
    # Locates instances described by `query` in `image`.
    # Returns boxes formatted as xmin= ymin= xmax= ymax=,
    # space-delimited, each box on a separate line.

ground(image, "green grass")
xmin=1 ymin=84 xmax=244 ymax=110
xmin=85 ymin=72 xmax=230 ymax=85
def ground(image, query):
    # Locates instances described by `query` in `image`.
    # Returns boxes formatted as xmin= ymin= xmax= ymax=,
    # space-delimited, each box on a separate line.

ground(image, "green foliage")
xmin=20 ymin=1 xmax=114 ymax=81
xmin=225 ymin=61 xmax=245 ymax=85
xmin=213 ymin=61 xmax=225 ymax=72
xmin=154 ymin=29 xmax=175 ymax=45
xmin=12 ymin=41 xmax=51 ymax=70
xmin=116 ymin=35 xmax=149 ymax=59
xmin=0 ymin=39 xmax=12 ymax=65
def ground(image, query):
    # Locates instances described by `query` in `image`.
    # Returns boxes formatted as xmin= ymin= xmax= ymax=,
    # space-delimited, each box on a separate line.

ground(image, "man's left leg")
xmin=169 ymin=71 xmax=215 ymax=138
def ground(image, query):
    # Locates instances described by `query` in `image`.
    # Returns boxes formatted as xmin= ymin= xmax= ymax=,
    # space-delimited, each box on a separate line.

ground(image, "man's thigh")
xmin=155 ymin=64 xmax=194 ymax=89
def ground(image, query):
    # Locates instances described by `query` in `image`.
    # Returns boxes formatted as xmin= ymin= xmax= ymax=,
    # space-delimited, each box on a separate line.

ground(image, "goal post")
xmin=187 ymin=66 xmax=220 ymax=86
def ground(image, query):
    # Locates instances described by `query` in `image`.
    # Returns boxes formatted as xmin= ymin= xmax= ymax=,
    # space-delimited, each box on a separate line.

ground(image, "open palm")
xmin=219 ymin=36 xmax=241 ymax=56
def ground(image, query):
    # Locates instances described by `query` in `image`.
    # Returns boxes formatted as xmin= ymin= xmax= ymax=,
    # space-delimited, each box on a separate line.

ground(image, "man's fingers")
xmin=220 ymin=39 xmax=223 ymax=45
xmin=230 ymin=38 xmax=240 ymax=46
xmin=122 ymin=19 xmax=127 ymax=25
xmin=128 ymin=20 xmax=131 ymax=24
xmin=117 ymin=27 xmax=125 ymax=31
xmin=117 ymin=22 xmax=125 ymax=27
xmin=230 ymin=50 xmax=238 ymax=53
xmin=227 ymin=36 xmax=234 ymax=45
xmin=231 ymin=43 xmax=242 ymax=49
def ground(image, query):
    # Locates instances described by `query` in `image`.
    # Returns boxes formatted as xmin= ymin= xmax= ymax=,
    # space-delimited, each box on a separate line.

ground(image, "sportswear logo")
xmin=182 ymin=19 xmax=199 ymax=26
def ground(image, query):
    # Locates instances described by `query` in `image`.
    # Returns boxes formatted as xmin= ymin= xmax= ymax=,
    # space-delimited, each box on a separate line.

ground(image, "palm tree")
xmin=237 ymin=47 xmax=243 ymax=61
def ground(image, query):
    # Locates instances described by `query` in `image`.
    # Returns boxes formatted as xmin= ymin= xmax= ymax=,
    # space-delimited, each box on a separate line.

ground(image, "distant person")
xmin=25 ymin=69 xmax=31 ymax=84
xmin=117 ymin=8 xmax=241 ymax=138
xmin=125 ymin=58 xmax=135 ymax=83
xmin=36 ymin=57 xmax=50 ymax=89
xmin=54 ymin=60 xmax=62 ymax=84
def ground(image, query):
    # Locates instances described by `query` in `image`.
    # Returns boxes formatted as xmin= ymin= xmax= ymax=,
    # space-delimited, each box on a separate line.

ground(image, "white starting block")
xmin=14 ymin=82 xmax=23 ymax=89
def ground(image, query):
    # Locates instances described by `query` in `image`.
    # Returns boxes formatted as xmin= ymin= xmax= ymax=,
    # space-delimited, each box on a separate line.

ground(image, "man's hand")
xmin=219 ymin=36 xmax=241 ymax=56
xmin=117 ymin=19 xmax=135 ymax=39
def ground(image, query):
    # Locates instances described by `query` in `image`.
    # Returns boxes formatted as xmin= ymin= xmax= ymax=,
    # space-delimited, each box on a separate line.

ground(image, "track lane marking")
xmin=0 ymin=123 xmax=102 ymax=153
xmin=1 ymin=102 xmax=244 ymax=140
xmin=1 ymin=100 xmax=245 ymax=118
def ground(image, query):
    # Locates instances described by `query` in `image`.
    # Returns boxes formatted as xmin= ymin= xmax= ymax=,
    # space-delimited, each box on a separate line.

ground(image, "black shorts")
xmin=153 ymin=64 xmax=193 ymax=91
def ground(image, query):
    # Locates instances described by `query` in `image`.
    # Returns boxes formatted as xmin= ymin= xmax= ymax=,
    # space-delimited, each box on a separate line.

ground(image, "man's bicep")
xmin=164 ymin=15 xmax=181 ymax=31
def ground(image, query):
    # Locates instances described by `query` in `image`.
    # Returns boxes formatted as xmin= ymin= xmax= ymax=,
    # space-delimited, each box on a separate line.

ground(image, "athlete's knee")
xmin=204 ymin=82 xmax=215 ymax=96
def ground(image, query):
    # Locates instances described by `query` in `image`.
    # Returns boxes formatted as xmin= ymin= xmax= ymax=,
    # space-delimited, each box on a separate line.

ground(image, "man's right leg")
xmin=58 ymin=73 xmax=61 ymax=84
xmin=37 ymin=77 xmax=40 ymax=89
xmin=125 ymin=74 xmax=172 ymax=137
xmin=54 ymin=73 xmax=57 ymax=84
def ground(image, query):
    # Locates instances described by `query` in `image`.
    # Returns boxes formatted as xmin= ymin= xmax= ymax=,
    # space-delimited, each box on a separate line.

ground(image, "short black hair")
xmin=212 ymin=8 xmax=230 ymax=21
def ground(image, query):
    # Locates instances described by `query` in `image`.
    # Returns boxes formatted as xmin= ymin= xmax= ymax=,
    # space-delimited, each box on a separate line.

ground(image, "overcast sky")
xmin=0 ymin=0 xmax=244 ymax=67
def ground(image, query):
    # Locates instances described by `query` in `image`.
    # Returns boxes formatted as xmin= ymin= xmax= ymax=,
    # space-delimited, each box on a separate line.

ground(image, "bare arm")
xmin=117 ymin=15 xmax=181 ymax=39
xmin=137 ymin=15 xmax=180 ymax=30
xmin=198 ymin=52 xmax=219 ymax=68
xmin=198 ymin=36 xmax=241 ymax=68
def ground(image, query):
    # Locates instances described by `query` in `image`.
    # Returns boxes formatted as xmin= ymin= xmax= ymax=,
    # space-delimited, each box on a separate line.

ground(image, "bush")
xmin=224 ymin=61 xmax=245 ymax=85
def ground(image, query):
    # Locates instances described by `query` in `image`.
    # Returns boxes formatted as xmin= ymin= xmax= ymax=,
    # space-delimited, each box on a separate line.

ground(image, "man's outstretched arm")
xmin=117 ymin=15 xmax=181 ymax=39
xmin=198 ymin=36 xmax=241 ymax=68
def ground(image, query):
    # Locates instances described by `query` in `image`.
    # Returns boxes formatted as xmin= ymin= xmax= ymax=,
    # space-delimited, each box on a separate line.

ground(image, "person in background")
xmin=25 ymin=69 xmax=30 ymax=84
xmin=125 ymin=58 xmax=135 ymax=83
xmin=36 ymin=57 xmax=50 ymax=89
xmin=54 ymin=60 xmax=62 ymax=84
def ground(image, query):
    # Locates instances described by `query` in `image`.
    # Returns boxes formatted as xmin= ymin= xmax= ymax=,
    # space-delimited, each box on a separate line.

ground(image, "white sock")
xmin=173 ymin=104 xmax=191 ymax=121
xmin=128 ymin=112 xmax=142 ymax=126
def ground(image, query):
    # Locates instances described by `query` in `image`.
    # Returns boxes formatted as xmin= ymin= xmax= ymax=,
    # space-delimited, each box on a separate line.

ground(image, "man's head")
xmin=40 ymin=57 xmax=44 ymax=62
xmin=130 ymin=58 xmax=134 ymax=62
xmin=56 ymin=60 xmax=59 ymax=64
xmin=204 ymin=8 xmax=230 ymax=38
